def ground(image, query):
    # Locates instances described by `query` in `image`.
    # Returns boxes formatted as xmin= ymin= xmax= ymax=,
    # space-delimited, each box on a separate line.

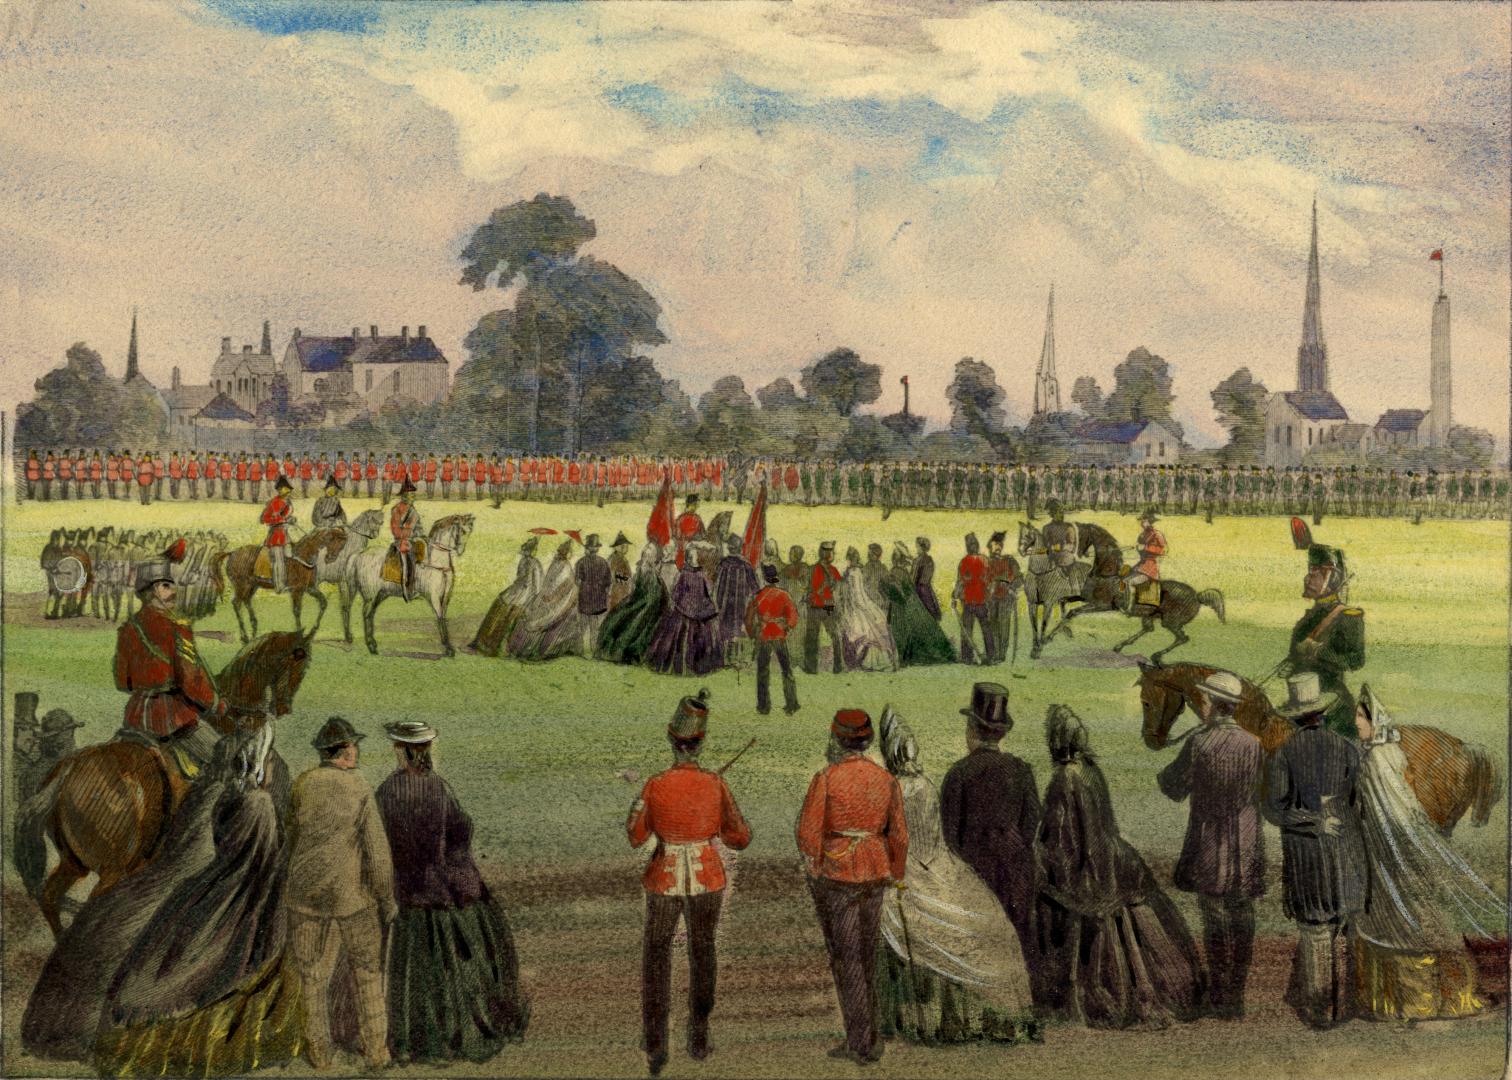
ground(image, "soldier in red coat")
xmin=390 ymin=478 xmax=421 ymax=600
xmin=745 ymin=564 xmax=800 ymax=715
xmin=796 ymin=709 xmax=908 ymax=1065
xmin=364 ymin=452 xmax=379 ymax=499
xmin=298 ymin=453 xmax=314 ymax=498
xmin=673 ymin=495 xmax=704 ymax=569
xmin=802 ymin=541 xmax=842 ymax=675
xmin=88 ymin=450 xmax=103 ymax=499
xmin=472 ymin=454 xmax=488 ymax=502
xmin=248 ymin=456 xmax=264 ymax=504
xmin=952 ymin=532 xmax=996 ymax=664
xmin=261 ymin=475 xmax=296 ymax=594
xmin=626 ymin=690 xmax=751 ymax=1077
xmin=440 ymin=454 xmax=454 ymax=500
xmin=185 ymin=452 xmax=200 ymax=500
xmin=137 ymin=452 xmax=155 ymax=505
xmin=424 ymin=453 xmax=438 ymax=499
xmin=113 ymin=540 xmax=226 ymax=768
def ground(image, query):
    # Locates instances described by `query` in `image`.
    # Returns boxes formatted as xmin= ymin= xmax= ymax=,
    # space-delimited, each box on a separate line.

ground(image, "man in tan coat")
xmin=287 ymin=716 xmax=397 ymax=1070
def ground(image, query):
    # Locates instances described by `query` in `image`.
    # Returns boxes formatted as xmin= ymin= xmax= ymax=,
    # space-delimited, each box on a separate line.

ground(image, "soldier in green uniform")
xmin=1478 ymin=469 xmax=1494 ymax=519
xmin=1495 ymin=471 xmax=1509 ymax=520
xmin=1278 ymin=543 xmax=1364 ymax=739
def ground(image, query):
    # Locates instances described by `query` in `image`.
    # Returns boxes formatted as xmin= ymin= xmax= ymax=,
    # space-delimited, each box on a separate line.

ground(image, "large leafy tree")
xmin=1070 ymin=375 xmax=1105 ymax=418
xmin=946 ymin=357 xmax=1008 ymax=439
xmin=16 ymin=342 xmax=165 ymax=448
xmin=800 ymin=347 xmax=881 ymax=417
xmin=1104 ymin=346 xmax=1182 ymax=439
xmin=1210 ymin=367 xmax=1269 ymax=464
xmin=456 ymin=194 xmax=667 ymax=452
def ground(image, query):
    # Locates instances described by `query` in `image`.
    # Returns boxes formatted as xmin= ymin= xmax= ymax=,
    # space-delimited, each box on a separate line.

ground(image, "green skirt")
xmin=389 ymin=892 xmax=530 ymax=1064
xmin=876 ymin=944 xmax=1042 ymax=1046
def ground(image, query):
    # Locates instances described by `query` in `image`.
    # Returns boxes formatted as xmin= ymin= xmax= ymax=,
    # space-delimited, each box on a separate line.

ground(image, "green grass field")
xmin=3 ymin=495 xmax=1509 ymax=1079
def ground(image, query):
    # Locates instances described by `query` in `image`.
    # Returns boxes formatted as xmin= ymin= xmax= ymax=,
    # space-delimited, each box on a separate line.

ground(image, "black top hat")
xmin=312 ymin=715 xmax=365 ymax=750
xmin=584 ymin=533 xmax=602 ymax=550
xmin=274 ymin=475 xmax=293 ymax=492
xmin=397 ymin=477 xmax=417 ymax=495
xmin=961 ymin=682 xmax=1012 ymax=736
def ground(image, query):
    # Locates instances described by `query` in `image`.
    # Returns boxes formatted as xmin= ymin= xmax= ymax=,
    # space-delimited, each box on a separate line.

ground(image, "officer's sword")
xmin=717 ymin=738 xmax=757 ymax=776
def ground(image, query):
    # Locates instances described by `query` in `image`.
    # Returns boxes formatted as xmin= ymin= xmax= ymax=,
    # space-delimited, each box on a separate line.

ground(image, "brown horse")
xmin=1138 ymin=662 xmax=1503 ymax=835
xmin=17 ymin=630 xmax=314 ymax=938
xmin=213 ymin=530 xmax=347 ymax=643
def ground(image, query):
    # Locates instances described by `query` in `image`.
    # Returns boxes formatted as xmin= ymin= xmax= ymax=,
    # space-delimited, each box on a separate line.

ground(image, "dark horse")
xmin=1042 ymin=523 xmax=1225 ymax=664
xmin=1138 ymin=662 xmax=1503 ymax=835
xmin=16 ymin=630 xmax=314 ymax=937
xmin=213 ymin=530 xmax=348 ymax=643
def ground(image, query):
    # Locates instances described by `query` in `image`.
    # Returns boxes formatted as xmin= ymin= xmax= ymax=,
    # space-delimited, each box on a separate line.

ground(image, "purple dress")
xmin=646 ymin=566 xmax=722 ymax=675
xmin=713 ymin=555 xmax=758 ymax=656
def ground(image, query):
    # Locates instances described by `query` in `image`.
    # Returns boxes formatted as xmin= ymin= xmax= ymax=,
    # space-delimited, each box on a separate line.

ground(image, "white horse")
xmin=1017 ymin=522 xmax=1088 ymax=659
xmin=344 ymin=514 xmax=474 ymax=657
xmin=303 ymin=508 xmax=384 ymax=644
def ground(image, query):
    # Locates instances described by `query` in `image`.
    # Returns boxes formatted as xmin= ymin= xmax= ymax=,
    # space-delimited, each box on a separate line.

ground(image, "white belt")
xmin=658 ymin=839 xmax=710 ymax=897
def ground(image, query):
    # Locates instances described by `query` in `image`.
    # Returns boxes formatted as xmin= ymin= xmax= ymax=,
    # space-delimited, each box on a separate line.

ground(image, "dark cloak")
xmin=645 ymin=566 xmax=722 ymax=675
xmin=712 ymin=555 xmax=759 ymax=654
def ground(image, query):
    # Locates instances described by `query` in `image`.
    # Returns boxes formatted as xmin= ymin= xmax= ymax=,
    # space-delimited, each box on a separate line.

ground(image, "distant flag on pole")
xmin=741 ymin=481 xmax=768 ymax=567
xmin=1429 ymin=249 xmax=1444 ymax=261
xmin=527 ymin=527 xmax=558 ymax=535
xmin=566 ymin=530 xmax=584 ymax=545
xmin=647 ymin=470 xmax=674 ymax=547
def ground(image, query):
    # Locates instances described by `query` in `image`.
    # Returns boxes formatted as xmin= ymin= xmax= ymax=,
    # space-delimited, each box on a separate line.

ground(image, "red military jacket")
xmin=957 ymin=553 xmax=989 ymax=606
xmin=490 ymin=459 xmax=504 ymax=484
xmin=568 ymin=460 xmax=581 ymax=485
xmin=502 ymin=459 xmax=515 ymax=484
xmin=627 ymin=763 xmax=751 ymax=896
xmin=424 ymin=458 xmax=438 ymax=481
xmin=168 ymin=454 xmax=183 ymax=479
xmin=264 ymin=455 xmax=278 ymax=481
xmin=784 ymin=465 xmax=800 ymax=491
xmin=299 ymin=457 xmax=314 ymax=480
xmin=334 ymin=457 xmax=349 ymax=481
xmin=249 ymin=460 xmax=263 ymax=484
xmin=391 ymin=499 xmax=419 ymax=553
xmin=154 ymin=457 xmax=165 ymax=479
xmin=441 ymin=457 xmax=454 ymax=481
xmin=219 ymin=458 xmax=233 ymax=480
xmin=673 ymin=510 xmax=703 ymax=568
xmin=283 ymin=456 xmax=297 ymax=478
xmin=235 ymin=457 xmax=249 ymax=481
xmin=366 ymin=457 xmax=379 ymax=480
xmin=261 ymin=494 xmax=292 ymax=546
xmin=25 ymin=456 xmax=40 ymax=481
xmin=105 ymin=455 xmax=119 ymax=481
xmin=42 ymin=455 xmax=56 ymax=480
xmin=137 ymin=457 xmax=154 ymax=486
xmin=89 ymin=456 xmax=103 ymax=481
xmin=747 ymin=585 xmax=799 ymax=641
xmin=987 ymin=554 xmax=1016 ymax=601
xmin=58 ymin=454 xmax=72 ymax=480
xmin=1136 ymin=526 xmax=1167 ymax=579
xmin=186 ymin=456 xmax=200 ymax=479
xmin=796 ymin=754 xmax=907 ymax=884
xmin=114 ymin=604 xmax=225 ymax=736
xmin=407 ymin=458 xmax=422 ymax=483
xmin=473 ymin=458 xmax=488 ymax=484
xmin=808 ymin=561 xmax=841 ymax=609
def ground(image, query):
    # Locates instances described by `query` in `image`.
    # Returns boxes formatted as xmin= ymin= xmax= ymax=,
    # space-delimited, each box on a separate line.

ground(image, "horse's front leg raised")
xmin=1150 ymin=625 xmax=1190 ymax=666
xmin=1113 ymin=615 xmax=1154 ymax=655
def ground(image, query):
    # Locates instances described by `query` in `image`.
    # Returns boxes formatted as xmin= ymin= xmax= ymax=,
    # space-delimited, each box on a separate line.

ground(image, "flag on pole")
xmin=566 ymin=529 xmax=584 ymax=545
xmin=741 ymin=481 xmax=768 ymax=567
xmin=1429 ymin=249 xmax=1443 ymax=261
xmin=527 ymin=527 xmax=558 ymax=535
xmin=647 ymin=470 xmax=674 ymax=546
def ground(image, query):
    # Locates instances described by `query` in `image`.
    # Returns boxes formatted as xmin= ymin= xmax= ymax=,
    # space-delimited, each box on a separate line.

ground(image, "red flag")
xmin=528 ymin=527 xmax=558 ymax=535
xmin=741 ymin=481 xmax=768 ymax=567
xmin=566 ymin=530 xmax=583 ymax=545
xmin=647 ymin=471 xmax=674 ymax=546
xmin=1429 ymin=249 xmax=1443 ymax=261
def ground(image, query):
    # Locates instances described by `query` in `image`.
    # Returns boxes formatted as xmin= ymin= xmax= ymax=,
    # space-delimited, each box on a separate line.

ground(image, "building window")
xmin=365 ymin=370 xmax=372 ymax=392
xmin=1159 ymin=442 xmax=1166 ymax=457
xmin=1144 ymin=443 xmax=1151 ymax=459
xmin=1286 ymin=427 xmax=1293 ymax=447
xmin=1274 ymin=425 xmax=1281 ymax=443
xmin=1307 ymin=428 xmax=1313 ymax=446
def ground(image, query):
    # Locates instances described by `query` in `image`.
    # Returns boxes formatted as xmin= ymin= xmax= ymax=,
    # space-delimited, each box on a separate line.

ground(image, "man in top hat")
xmin=803 ymin=541 xmax=843 ymax=675
xmin=938 ymin=684 xmax=1040 ymax=964
xmin=1278 ymin=544 xmax=1364 ymax=738
xmin=113 ymin=540 xmax=226 ymax=773
xmin=796 ymin=709 xmax=907 ymax=1065
xmin=1263 ymin=674 xmax=1367 ymax=1030
xmin=288 ymin=717 xmax=396 ymax=1070
xmin=311 ymin=476 xmax=347 ymax=530
xmin=1157 ymin=670 xmax=1266 ymax=1019
xmin=952 ymin=532 xmax=995 ymax=665
xmin=627 ymin=691 xmax=751 ymax=1076
xmin=985 ymin=532 xmax=1018 ymax=664
xmin=674 ymin=494 xmax=705 ymax=569
xmin=260 ymin=474 xmax=296 ymax=594
xmin=1122 ymin=507 xmax=1166 ymax=610
xmin=390 ymin=476 xmax=422 ymax=600
xmin=608 ymin=532 xmax=634 ymax=611
xmin=745 ymin=564 xmax=800 ymax=715
xmin=575 ymin=533 xmax=613 ymax=654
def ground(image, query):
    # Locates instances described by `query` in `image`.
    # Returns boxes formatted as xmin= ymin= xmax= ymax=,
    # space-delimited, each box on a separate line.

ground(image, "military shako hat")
xmin=962 ymin=682 xmax=1012 ymax=736
xmin=312 ymin=715 xmax=366 ymax=750
xmin=669 ymin=688 xmax=711 ymax=740
xmin=135 ymin=537 xmax=188 ymax=591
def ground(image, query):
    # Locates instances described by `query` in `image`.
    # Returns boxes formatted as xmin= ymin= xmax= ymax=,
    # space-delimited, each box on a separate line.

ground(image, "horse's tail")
xmin=15 ymin=765 xmax=66 ymax=899
xmin=1466 ymin=741 xmax=1504 ymax=827
xmin=1197 ymin=588 xmax=1226 ymax=624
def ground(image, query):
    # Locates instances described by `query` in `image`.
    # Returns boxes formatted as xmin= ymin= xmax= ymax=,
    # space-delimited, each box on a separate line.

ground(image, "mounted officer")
xmin=310 ymin=476 xmax=347 ymax=530
xmin=1121 ymin=507 xmax=1166 ymax=611
xmin=113 ymin=539 xmax=227 ymax=774
xmin=1277 ymin=540 xmax=1364 ymax=738
xmin=390 ymin=477 xmax=422 ymax=601
xmin=260 ymin=474 xmax=296 ymax=595
xmin=1039 ymin=500 xmax=1078 ymax=574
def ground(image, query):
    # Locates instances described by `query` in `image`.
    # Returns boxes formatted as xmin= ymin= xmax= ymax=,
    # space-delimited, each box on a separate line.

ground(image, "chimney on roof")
xmin=400 ymin=326 xmax=409 ymax=344
xmin=370 ymin=325 xmax=378 ymax=339
xmin=172 ymin=366 xmax=181 ymax=391
xmin=221 ymin=336 xmax=232 ymax=353
xmin=293 ymin=328 xmax=301 ymax=340
xmin=417 ymin=325 xmax=427 ymax=339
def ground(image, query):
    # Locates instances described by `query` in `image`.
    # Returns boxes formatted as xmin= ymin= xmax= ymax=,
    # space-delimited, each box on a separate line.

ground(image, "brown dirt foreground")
xmin=3 ymin=863 xmax=1508 ymax=1080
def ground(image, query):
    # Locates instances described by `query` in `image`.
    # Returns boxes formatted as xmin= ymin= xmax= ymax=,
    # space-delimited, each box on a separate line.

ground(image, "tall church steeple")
xmin=1034 ymin=285 xmax=1061 ymax=416
xmin=125 ymin=308 xmax=140 ymax=382
xmin=1296 ymin=198 xmax=1329 ymax=392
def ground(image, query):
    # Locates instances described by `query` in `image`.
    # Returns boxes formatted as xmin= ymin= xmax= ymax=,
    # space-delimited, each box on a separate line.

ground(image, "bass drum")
xmin=50 ymin=555 xmax=87 ymax=594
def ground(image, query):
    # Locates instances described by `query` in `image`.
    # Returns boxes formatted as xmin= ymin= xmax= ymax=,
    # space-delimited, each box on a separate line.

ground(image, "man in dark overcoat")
xmin=575 ymin=534 xmax=612 ymax=655
xmin=1157 ymin=670 xmax=1265 ymax=1019
xmin=938 ymin=683 xmax=1041 ymax=966
xmin=1262 ymin=672 xmax=1367 ymax=1030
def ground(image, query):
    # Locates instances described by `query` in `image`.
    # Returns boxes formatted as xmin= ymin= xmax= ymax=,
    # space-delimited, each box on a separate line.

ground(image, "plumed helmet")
xmin=669 ymin=688 xmax=711 ymax=740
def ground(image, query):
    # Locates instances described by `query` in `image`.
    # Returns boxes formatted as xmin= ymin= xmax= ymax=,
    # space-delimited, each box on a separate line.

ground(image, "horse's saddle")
xmin=1137 ymin=580 xmax=1161 ymax=607
xmin=112 ymin=727 xmax=199 ymax=782
xmin=382 ymin=540 xmax=427 ymax=584
xmin=253 ymin=547 xmax=271 ymax=580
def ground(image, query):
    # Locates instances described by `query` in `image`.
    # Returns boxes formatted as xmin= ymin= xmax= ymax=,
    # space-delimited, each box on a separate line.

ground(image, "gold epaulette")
xmin=1343 ymin=608 xmax=1363 ymax=616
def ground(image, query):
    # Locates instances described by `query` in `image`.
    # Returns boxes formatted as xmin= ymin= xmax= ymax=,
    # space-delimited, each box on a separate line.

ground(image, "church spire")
xmin=125 ymin=307 xmax=140 ymax=381
xmin=1034 ymin=285 xmax=1061 ymax=416
xmin=1296 ymin=198 xmax=1329 ymax=392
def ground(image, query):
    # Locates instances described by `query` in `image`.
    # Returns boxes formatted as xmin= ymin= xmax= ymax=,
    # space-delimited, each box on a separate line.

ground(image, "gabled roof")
xmin=1375 ymin=408 xmax=1426 ymax=432
xmin=1077 ymin=420 xmax=1151 ymax=444
xmin=1333 ymin=423 xmax=1373 ymax=442
xmin=292 ymin=333 xmax=446 ymax=372
xmin=196 ymin=392 xmax=255 ymax=422
xmin=292 ymin=337 xmax=359 ymax=374
xmin=1281 ymin=390 xmax=1348 ymax=421
xmin=164 ymin=384 xmax=216 ymax=413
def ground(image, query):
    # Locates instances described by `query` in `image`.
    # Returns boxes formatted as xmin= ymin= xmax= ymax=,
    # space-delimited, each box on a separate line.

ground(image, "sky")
xmin=0 ymin=0 xmax=1507 ymax=447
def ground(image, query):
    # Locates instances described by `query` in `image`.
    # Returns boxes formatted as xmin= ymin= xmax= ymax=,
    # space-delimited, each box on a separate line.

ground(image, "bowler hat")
xmin=961 ymin=682 xmax=1012 ymax=736
xmin=41 ymin=708 xmax=83 ymax=734
xmin=1276 ymin=673 xmax=1336 ymax=722
xmin=669 ymin=689 xmax=711 ymax=740
xmin=384 ymin=720 xmax=437 ymax=744
xmin=1141 ymin=507 xmax=1158 ymax=523
xmin=831 ymin=708 xmax=874 ymax=741
xmin=585 ymin=533 xmax=602 ymax=550
xmin=312 ymin=715 xmax=365 ymax=750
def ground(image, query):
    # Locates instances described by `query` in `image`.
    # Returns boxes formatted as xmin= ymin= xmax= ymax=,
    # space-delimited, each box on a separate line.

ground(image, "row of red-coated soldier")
xmin=18 ymin=448 xmax=728 ymax=505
